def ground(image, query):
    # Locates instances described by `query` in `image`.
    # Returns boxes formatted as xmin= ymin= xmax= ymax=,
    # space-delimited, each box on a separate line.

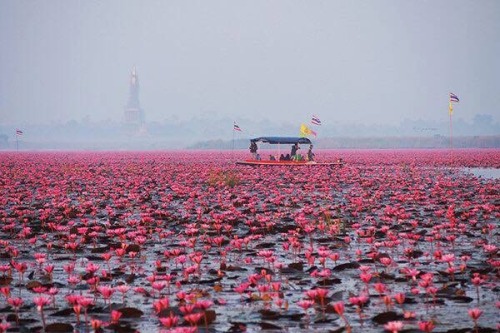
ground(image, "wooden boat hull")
xmin=236 ymin=160 xmax=344 ymax=166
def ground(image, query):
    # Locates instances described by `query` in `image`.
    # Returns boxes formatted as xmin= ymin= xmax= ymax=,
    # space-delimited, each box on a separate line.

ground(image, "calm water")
xmin=464 ymin=167 xmax=500 ymax=179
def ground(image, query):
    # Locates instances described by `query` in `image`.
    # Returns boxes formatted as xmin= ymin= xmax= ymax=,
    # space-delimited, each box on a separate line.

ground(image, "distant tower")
xmin=123 ymin=67 xmax=145 ymax=126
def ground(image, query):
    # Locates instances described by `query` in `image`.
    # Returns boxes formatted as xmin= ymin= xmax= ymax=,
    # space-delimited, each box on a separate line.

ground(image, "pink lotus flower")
xmin=180 ymin=304 xmax=196 ymax=315
xmin=384 ymin=321 xmax=403 ymax=333
xmin=394 ymin=292 xmax=405 ymax=305
xmin=468 ymin=308 xmax=483 ymax=320
xmin=78 ymin=297 xmax=94 ymax=308
xmin=374 ymin=282 xmax=387 ymax=294
xmin=86 ymin=262 xmax=100 ymax=275
xmin=0 ymin=322 xmax=11 ymax=333
xmin=159 ymin=312 xmax=179 ymax=328
xmin=184 ymin=312 xmax=203 ymax=326
xmin=33 ymin=296 xmax=50 ymax=331
xmin=110 ymin=309 xmax=122 ymax=324
xmin=153 ymin=298 xmax=170 ymax=314
xmin=33 ymin=296 xmax=50 ymax=311
xmin=0 ymin=287 xmax=10 ymax=298
xmin=349 ymin=294 xmax=368 ymax=307
xmin=196 ymin=300 xmax=213 ymax=311
xmin=403 ymin=311 xmax=416 ymax=319
xmin=7 ymin=297 xmax=23 ymax=308
xmin=297 ymin=299 xmax=315 ymax=312
xmin=97 ymin=286 xmax=115 ymax=304
xmin=360 ymin=271 xmax=372 ymax=283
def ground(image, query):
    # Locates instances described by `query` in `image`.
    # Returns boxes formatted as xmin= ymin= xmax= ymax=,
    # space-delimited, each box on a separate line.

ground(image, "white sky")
xmin=1 ymin=0 xmax=499 ymax=126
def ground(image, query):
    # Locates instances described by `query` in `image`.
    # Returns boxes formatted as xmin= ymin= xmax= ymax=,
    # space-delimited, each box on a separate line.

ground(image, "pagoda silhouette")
xmin=123 ymin=67 xmax=146 ymax=131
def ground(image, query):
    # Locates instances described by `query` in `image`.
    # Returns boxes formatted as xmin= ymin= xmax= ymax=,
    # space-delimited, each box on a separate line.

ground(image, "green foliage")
xmin=208 ymin=169 xmax=241 ymax=188
xmin=323 ymin=210 xmax=345 ymax=234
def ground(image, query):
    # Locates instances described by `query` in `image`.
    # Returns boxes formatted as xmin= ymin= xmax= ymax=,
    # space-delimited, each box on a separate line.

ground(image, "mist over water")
xmin=0 ymin=1 xmax=499 ymax=149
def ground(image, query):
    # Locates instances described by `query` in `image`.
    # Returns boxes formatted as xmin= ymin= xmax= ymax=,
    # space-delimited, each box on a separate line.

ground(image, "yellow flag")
xmin=449 ymin=101 xmax=453 ymax=115
xmin=300 ymin=123 xmax=317 ymax=137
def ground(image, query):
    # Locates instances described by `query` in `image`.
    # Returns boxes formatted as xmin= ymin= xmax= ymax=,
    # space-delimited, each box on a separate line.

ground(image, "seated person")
xmin=307 ymin=145 xmax=315 ymax=161
xmin=290 ymin=143 xmax=299 ymax=157
xmin=269 ymin=155 xmax=276 ymax=161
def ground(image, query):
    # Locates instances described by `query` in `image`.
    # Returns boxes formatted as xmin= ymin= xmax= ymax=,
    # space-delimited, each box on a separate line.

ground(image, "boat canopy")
xmin=250 ymin=137 xmax=312 ymax=145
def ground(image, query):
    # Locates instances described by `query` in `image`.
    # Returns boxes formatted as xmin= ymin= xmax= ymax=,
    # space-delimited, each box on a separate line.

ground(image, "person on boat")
xmin=249 ymin=141 xmax=258 ymax=159
xmin=307 ymin=145 xmax=315 ymax=161
xmin=291 ymin=143 xmax=299 ymax=158
xmin=279 ymin=154 xmax=285 ymax=161
xmin=284 ymin=154 xmax=291 ymax=161
xmin=269 ymin=155 xmax=276 ymax=161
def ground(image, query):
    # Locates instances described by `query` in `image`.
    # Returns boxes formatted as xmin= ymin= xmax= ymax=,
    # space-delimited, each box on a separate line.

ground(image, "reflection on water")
xmin=464 ymin=167 xmax=500 ymax=179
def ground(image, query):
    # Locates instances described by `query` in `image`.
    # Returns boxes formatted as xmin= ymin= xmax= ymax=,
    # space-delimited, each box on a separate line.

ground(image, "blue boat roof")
xmin=250 ymin=137 xmax=312 ymax=145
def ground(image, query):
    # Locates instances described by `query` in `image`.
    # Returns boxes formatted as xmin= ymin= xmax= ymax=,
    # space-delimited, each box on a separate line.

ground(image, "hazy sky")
xmin=1 ymin=0 xmax=499 ymax=127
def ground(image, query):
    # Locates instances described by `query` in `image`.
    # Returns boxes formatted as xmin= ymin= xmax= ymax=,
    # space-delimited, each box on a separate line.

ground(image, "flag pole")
xmin=232 ymin=122 xmax=235 ymax=160
xmin=449 ymin=111 xmax=453 ymax=149
xmin=16 ymin=134 xmax=19 ymax=152
xmin=448 ymin=100 xmax=453 ymax=150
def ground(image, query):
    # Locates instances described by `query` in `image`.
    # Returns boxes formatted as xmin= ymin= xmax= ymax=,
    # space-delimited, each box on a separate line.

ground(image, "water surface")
xmin=464 ymin=167 xmax=500 ymax=179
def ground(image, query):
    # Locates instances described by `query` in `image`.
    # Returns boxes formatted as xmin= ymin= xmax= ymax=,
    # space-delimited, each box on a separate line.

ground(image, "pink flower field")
xmin=0 ymin=149 xmax=498 ymax=333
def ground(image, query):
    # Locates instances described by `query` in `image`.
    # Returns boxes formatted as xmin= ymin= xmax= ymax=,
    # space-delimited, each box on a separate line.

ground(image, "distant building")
xmin=123 ymin=67 xmax=145 ymax=127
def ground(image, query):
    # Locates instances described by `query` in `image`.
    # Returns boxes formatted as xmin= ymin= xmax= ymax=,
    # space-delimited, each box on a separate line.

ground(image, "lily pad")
xmin=372 ymin=311 xmax=404 ymax=324
xmin=117 ymin=307 xmax=144 ymax=318
xmin=45 ymin=323 xmax=74 ymax=332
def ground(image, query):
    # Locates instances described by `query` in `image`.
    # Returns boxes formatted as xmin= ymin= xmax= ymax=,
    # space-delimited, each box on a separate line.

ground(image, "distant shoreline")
xmin=1 ymin=135 xmax=498 ymax=151
xmin=188 ymin=135 xmax=500 ymax=150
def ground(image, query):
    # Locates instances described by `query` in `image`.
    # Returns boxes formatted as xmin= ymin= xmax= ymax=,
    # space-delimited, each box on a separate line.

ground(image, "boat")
xmin=236 ymin=136 xmax=344 ymax=166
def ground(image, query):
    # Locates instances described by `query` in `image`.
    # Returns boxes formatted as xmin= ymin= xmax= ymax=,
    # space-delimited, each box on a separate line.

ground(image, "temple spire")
xmin=124 ymin=66 xmax=144 ymax=126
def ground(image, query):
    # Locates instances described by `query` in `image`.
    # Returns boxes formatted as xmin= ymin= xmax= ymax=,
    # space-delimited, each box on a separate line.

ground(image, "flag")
xmin=233 ymin=122 xmax=242 ymax=132
xmin=300 ymin=123 xmax=317 ymax=137
xmin=16 ymin=129 xmax=23 ymax=136
xmin=311 ymin=115 xmax=322 ymax=126
xmin=449 ymin=101 xmax=453 ymax=115
xmin=449 ymin=92 xmax=459 ymax=103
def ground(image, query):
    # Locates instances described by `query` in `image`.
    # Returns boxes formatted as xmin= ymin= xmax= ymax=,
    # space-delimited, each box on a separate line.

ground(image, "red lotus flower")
xmin=418 ymin=320 xmax=436 ymax=332
xmin=90 ymin=319 xmax=103 ymax=330
xmin=332 ymin=301 xmax=344 ymax=316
